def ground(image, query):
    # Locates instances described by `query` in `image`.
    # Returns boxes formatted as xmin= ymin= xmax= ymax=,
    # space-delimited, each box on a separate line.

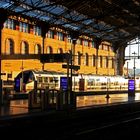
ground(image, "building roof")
xmin=1 ymin=0 xmax=140 ymax=46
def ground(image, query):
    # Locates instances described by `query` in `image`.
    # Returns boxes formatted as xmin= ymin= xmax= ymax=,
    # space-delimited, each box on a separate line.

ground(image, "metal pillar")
xmin=0 ymin=15 xmax=8 ymax=105
xmin=132 ymin=51 xmax=137 ymax=95
xmin=95 ymin=38 xmax=101 ymax=75
xmin=40 ymin=22 xmax=49 ymax=70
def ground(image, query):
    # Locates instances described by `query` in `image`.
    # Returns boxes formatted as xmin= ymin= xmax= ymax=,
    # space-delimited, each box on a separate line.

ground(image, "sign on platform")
xmin=60 ymin=77 xmax=68 ymax=91
xmin=128 ymin=79 xmax=135 ymax=96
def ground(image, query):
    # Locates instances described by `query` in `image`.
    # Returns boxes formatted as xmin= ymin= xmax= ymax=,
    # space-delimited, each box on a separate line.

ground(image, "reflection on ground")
xmin=77 ymin=93 xmax=140 ymax=107
xmin=1 ymin=93 xmax=140 ymax=116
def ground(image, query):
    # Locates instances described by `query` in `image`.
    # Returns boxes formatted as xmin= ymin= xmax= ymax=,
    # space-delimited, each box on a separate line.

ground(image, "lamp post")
xmin=105 ymin=77 xmax=110 ymax=99
xmin=132 ymin=51 xmax=137 ymax=94
xmin=20 ymin=60 xmax=24 ymax=92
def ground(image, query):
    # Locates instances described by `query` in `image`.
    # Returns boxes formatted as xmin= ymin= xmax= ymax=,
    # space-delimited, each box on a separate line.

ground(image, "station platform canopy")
xmin=0 ymin=0 xmax=140 ymax=45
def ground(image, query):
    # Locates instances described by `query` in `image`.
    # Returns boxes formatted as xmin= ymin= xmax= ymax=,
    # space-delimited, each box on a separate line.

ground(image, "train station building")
xmin=1 ymin=16 xmax=116 ymax=81
xmin=1 ymin=1 xmax=140 ymax=139
xmin=0 ymin=1 xmax=132 ymax=84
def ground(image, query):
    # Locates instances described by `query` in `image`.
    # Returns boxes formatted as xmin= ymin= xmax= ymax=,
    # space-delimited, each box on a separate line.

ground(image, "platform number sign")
xmin=128 ymin=79 xmax=135 ymax=95
xmin=60 ymin=77 xmax=68 ymax=91
xmin=14 ymin=78 xmax=20 ymax=92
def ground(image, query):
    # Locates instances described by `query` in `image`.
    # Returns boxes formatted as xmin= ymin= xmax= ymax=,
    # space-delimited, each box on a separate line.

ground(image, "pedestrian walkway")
xmin=77 ymin=93 xmax=140 ymax=108
xmin=0 ymin=93 xmax=140 ymax=118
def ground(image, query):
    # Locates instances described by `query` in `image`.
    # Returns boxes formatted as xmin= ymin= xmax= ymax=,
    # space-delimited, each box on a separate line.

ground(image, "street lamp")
xmin=132 ymin=51 xmax=137 ymax=94
xmin=105 ymin=77 xmax=110 ymax=99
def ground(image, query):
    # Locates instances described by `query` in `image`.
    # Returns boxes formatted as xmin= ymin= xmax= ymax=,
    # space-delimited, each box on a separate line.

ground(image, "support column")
xmin=68 ymin=31 xmax=79 ymax=109
xmin=39 ymin=22 xmax=49 ymax=70
xmin=115 ymin=44 xmax=126 ymax=75
xmin=0 ymin=14 xmax=8 ymax=105
xmin=95 ymin=38 xmax=101 ymax=75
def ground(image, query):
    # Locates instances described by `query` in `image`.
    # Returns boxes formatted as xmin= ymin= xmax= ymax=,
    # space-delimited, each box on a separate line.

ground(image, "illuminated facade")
xmin=1 ymin=16 xmax=115 ymax=81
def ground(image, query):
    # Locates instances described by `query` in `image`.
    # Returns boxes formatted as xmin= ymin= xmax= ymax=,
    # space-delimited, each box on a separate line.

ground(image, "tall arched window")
xmin=47 ymin=46 xmax=53 ymax=54
xmin=98 ymin=56 xmax=102 ymax=68
xmin=57 ymin=48 xmax=63 ymax=53
xmin=112 ymin=58 xmax=114 ymax=68
xmin=85 ymin=53 xmax=89 ymax=66
xmin=100 ymin=56 xmax=102 ymax=67
xmin=5 ymin=38 xmax=14 ymax=54
xmin=21 ymin=41 xmax=29 ymax=54
xmin=106 ymin=57 xmax=108 ymax=68
xmin=92 ymin=55 xmax=96 ymax=67
xmin=35 ymin=44 xmax=41 ymax=54
xmin=77 ymin=52 xmax=81 ymax=65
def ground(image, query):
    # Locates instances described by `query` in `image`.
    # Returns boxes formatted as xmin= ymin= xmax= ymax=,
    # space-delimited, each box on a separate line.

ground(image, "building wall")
xmin=1 ymin=17 xmax=115 ymax=81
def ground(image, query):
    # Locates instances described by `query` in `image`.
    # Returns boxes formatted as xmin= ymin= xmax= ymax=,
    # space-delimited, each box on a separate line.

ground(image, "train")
xmin=14 ymin=70 xmax=140 ymax=93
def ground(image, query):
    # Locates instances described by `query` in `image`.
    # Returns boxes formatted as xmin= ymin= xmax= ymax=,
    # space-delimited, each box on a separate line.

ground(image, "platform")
xmin=0 ymin=92 xmax=139 ymax=118
xmin=0 ymin=92 xmax=140 ymax=139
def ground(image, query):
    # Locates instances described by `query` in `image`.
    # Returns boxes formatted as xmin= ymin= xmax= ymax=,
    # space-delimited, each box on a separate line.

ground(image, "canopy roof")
xmin=0 ymin=0 xmax=140 ymax=45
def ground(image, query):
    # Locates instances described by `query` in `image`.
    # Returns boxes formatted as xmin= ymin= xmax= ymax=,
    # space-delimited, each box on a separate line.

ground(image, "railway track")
xmin=1 ymin=103 xmax=140 ymax=139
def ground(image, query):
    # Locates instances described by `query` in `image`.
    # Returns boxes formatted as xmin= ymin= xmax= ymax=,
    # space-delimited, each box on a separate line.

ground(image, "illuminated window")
xmin=35 ymin=44 xmax=41 ymax=54
xmin=57 ymin=48 xmax=63 ymax=53
xmin=99 ymin=44 xmax=103 ymax=50
xmin=92 ymin=55 xmax=96 ymax=67
xmin=84 ymin=40 xmax=89 ymax=46
xmin=98 ymin=56 xmax=102 ymax=67
xmin=21 ymin=41 xmax=29 ymax=54
xmin=91 ymin=41 xmax=95 ymax=48
xmin=5 ymin=38 xmax=14 ymax=54
xmin=4 ymin=19 xmax=15 ymax=30
xmin=106 ymin=57 xmax=108 ymax=68
xmin=47 ymin=46 xmax=53 ymax=54
xmin=77 ymin=52 xmax=81 ymax=65
xmin=33 ymin=26 xmax=41 ymax=36
xmin=112 ymin=58 xmax=114 ymax=68
xmin=77 ymin=39 xmax=82 ymax=45
xmin=19 ymin=22 xmax=29 ymax=33
xmin=47 ymin=30 xmax=54 ymax=38
xmin=57 ymin=32 xmax=64 ymax=41
xmin=85 ymin=53 xmax=89 ymax=66
xmin=67 ymin=35 xmax=72 ymax=43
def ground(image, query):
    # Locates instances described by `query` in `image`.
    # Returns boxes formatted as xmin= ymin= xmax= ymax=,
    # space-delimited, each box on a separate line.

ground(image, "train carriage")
xmin=14 ymin=70 xmax=130 ymax=93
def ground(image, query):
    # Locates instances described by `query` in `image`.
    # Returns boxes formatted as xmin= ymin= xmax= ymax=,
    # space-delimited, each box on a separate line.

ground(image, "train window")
xmin=54 ymin=77 xmax=59 ymax=83
xmin=87 ymin=79 xmax=95 ymax=86
xmin=44 ymin=77 xmax=49 ymax=83
xmin=28 ymin=73 xmax=34 ymax=83
xmin=37 ymin=77 xmax=42 ymax=83
xmin=49 ymin=77 xmax=54 ymax=83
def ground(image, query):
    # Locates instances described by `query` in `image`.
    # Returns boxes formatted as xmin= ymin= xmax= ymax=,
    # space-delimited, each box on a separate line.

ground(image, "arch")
xmin=5 ymin=38 xmax=14 ymax=54
xmin=57 ymin=48 xmax=63 ymax=53
xmin=21 ymin=41 xmax=29 ymax=54
xmin=98 ymin=56 xmax=102 ymax=68
xmin=77 ymin=52 xmax=81 ymax=65
xmin=34 ymin=44 xmax=41 ymax=54
xmin=46 ymin=46 xmax=53 ymax=54
xmin=92 ymin=54 xmax=96 ymax=67
xmin=85 ymin=53 xmax=89 ymax=66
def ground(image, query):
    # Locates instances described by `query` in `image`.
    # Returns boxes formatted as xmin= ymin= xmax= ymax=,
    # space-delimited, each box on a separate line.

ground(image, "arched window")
xmin=21 ymin=41 xmax=29 ymax=54
xmin=98 ymin=56 xmax=102 ymax=68
xmin=112 ymin=58 xmax=114 ymax=68
xmin=85 ymin=53 xmax=89 ymax=66
xmin=92 ymin=55 xmax=96 ymax=67
xmin=57 ymin=48 xmax=63 ymax=53
xmin=106 ymin=57 xmax=108 ymax=68
xmin=77 ymin=52 xmax=81 ymax=65
xmin=35 ymin=44 xmax=41 ymax=54
xmin=47 ymin=46 xmax=53 ymax=54
xmin=5 ymin=38 xmax=14 ymax=54
xmin=100 ymin=56 xmax=102 ymax=67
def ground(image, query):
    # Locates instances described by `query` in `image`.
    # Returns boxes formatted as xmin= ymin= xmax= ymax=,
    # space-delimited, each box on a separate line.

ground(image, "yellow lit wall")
xmin=1 ymin=24 xmax=115 ymax=81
